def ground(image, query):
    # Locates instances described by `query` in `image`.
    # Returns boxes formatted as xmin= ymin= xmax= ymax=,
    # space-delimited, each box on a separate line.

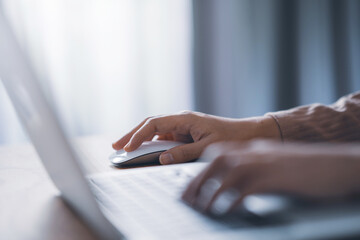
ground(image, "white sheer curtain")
xmin=0 ymin=0 xmax=193 ymax=144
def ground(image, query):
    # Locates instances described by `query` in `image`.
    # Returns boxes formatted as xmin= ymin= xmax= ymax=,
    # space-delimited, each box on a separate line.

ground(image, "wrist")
xmin=254 ymin=115 xmax=281 ymax=140
xmin=231 ymin=115 xmax=281 ymax=141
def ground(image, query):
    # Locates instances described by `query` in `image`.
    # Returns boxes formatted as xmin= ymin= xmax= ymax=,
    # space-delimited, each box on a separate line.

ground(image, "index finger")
xmin=112 ymin=117 xmax=151 ymax=150
xmin=124 ymin=115 xmax=185 ymax=151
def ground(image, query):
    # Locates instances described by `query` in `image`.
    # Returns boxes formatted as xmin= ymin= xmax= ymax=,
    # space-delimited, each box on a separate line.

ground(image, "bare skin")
xmin=182 ymin=140 xmax=360 ymax=214
xmin=112 ymin=111 xmax=281 ymax=164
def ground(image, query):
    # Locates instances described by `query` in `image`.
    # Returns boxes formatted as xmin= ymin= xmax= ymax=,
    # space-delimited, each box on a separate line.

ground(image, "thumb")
xmin=159 ymin=141 xmax=207 ymax=165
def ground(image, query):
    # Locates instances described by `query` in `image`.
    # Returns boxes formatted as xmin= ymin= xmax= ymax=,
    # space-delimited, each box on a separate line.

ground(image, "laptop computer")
xmin=2 ymin=7 xmax=360 ymax=240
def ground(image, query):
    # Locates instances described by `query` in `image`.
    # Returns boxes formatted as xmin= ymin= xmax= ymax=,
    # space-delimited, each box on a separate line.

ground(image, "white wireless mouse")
xmin=109 ymin=140 xmax=184 ymax=167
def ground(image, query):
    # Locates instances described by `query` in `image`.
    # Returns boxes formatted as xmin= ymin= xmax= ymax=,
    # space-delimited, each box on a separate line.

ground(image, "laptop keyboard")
xmin=88 ymin=166 xmax=249 ymax=239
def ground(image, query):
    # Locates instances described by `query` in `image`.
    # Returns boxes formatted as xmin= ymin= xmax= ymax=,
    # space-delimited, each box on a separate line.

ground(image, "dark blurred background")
xmin=193 ymin=0 xmax=360 ymax=117
xmin=0 ymin=0 xmax=359 ymax=144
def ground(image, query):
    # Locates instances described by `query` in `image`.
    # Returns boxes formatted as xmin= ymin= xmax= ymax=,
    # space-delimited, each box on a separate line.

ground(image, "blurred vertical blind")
xmin=193 ymin=0 xmax=360 ymax=118
xmin=0 ymin=0 xmax=193 ymax=144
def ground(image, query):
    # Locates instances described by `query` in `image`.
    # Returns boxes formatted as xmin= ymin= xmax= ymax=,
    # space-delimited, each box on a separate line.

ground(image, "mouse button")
xmin=152 ymin=140 xmax=185 ymax=149
xmin=110 ymin=156 xmax=128 ymax=165
xmin=109 ymin=153 xmax=130 ymax=164
xmin=141 ymin=140 xmax=183 ymax=151
xmin=131 ymin=144 xmax=165 ymax=154
xmin=109 ymin=149 xmax=126 ymax=160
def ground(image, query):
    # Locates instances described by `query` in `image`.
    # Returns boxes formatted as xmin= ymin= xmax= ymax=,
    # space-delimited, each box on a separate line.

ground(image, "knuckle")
xmin=213 ymin=154 xmax=228 ymax=165
xmin=144 ymin=116 xmax=152 ymax=121
xmin=145 ymin=117 xmax=157 ymax=126
xmin=210 ymin=154 xmax=233 ymax=172
xmin=132 ymin=132 xmax=144 ymax=143
xmin=143 ymin=116 xmax=156 ymax=125
xmin=178 ymin=110 xmax=197 ymax=120
xmin=144 ymin=114 xmax=164 ymax=124
xmin=178 ymin=110 xmax=193 ymax=115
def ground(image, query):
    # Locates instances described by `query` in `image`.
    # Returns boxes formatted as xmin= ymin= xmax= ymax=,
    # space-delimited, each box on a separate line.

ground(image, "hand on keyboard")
xmin=182 ymin=140 xmax=360 ymax=215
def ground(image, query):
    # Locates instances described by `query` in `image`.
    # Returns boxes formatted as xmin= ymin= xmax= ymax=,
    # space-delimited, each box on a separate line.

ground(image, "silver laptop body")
xmin=2 ymin=7 xmax=360 ymax=240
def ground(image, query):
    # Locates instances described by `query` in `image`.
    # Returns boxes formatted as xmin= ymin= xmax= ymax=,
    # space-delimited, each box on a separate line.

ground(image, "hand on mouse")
xmin=182 ymin=140 xmax=360 ymax=214
xmin=112 ymin=111 xmax=280 ymax=164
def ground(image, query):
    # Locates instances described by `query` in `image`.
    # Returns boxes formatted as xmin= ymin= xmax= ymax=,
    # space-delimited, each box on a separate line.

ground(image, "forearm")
xmin=266 ymin=92 xmax=360 ymax=142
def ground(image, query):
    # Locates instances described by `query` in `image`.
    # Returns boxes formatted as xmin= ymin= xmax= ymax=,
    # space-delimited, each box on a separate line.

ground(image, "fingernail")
xmin=160 ymin=153 xmax=174 ymax=165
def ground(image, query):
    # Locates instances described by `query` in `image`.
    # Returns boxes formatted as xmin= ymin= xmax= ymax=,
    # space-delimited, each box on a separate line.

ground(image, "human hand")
xmin=112 ymin=111 xmax=280 ymax=164
xmin=182 ymin=140 xmax=360 ymax=214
